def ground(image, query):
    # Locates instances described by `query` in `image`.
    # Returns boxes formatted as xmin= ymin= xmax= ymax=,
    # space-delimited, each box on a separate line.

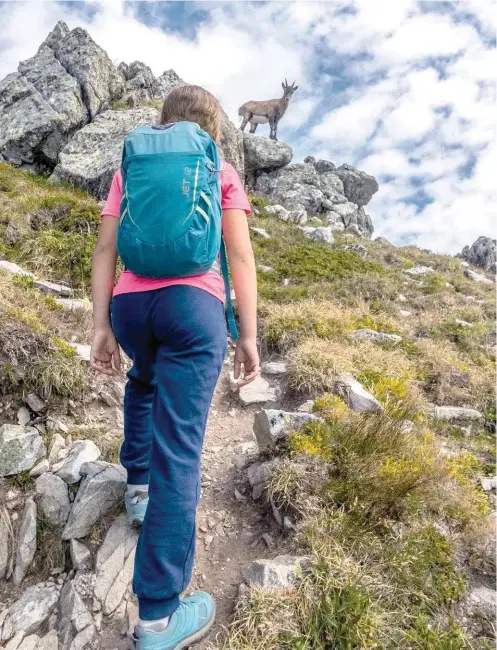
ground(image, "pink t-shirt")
xmin=101 ymin=162 xmax=251 ymax=303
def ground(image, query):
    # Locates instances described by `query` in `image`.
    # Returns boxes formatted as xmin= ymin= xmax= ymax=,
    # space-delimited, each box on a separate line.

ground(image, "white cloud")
xmin=0 ymin=0 xmax=495 ymax=254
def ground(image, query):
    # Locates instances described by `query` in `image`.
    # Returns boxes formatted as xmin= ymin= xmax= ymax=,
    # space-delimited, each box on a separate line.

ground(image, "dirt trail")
xmin=100 ymin=363 xmax=281 ymax=649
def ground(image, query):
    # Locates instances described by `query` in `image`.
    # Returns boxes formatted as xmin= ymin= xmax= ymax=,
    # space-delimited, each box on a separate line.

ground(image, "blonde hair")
xmin=160 ymin=85 xmax=222 ymax=144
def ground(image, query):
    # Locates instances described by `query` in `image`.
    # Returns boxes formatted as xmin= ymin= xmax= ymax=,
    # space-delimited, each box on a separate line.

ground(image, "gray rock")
xmin=253 ymin=409 xmax=320 ymax=449
xmin=261 ymin=361 xmax=288 ymax=375
xmin=480 ymin=477 xmax=496 ymax=492
xmin=55 ymin=439 xmax=101 ymax=484
xmin=51 ymin=107 xmax=158 ymax=199
xmin=335 ymin=163 xmax=378 ymax=207
xmin=33 ymin=279 xmax=73 ymax=297
xmin=398 ymin=310 xmax=412 ymax=318
xmin=0 ymin=424 xmax=46 ymax=477
xmin=220 ymin=111 xmax=245 ymax=181
xmin=36 ymin=630 xmax=59 ymax=650
xmin=288 ymin=204 xmax=308 ymax=225
xmin=0 ymin=261 xmax=34 ymax=277
xmin=250 ymin=227 xmax=271 ymax=239
xmin=432 ymin=406 xmax=483 ymax=422
xmin=13 ymin=497 xmax=37 ymax=585
xmin=29 ymin=459 xmax=50 ymax=477
xmin=464 ymin=268 xmax=494 ymax=284
xmin=258 ymin=265 xmax=273 ymax=273
xmin=70 ymin=539 xmax=92 ymax=570
xmin=238 ymin=376 xmax=277 ymax=406
xmin=0 ymin=507 xmax=11 ymax=579
xmin=350 ymin=329 xmax=402 ymax=344
xmin=466 ymin=585 xmax=496 ymax=633
xmin=48 ymin=433 xmax=68 ymax=466
xmin=4 ymin=631 xmax=25 ymax=650
xmin=55 ymin=298 xmax=92 ymax=311
xmin=455 ymin=319 xmax=474 ymax=328
xmin=35 ymin=473 xmax=71 ymax=526
xmin=69 ymin=624 xmax=95 ymax=650
xmin=300 ymin=226 xmax=334 ymax=244
xmin=7 ymin=583 xmax=59 ymax=636
xmin=315 ymin=159 xmax=336 ymax=173
xmin=341 ymin=243 xmax=368 ymax=257
xmin=335 ymin=374 xmax=383 ymax=413
xmin=404 ymin=266 xmax=434 ymax=276
xmin=62 ymin=461 xmax=126 ymax=539
xmin=247 ymin=459 xmax=278 ymax=499
xmin=18 ymin=635 xmax=39 ymax=650
xmin=17 ymin=407 xmax=31 ymax=427
xmin=244 ymin=555 xmax=310 ymax=589
xmin=265 ymin=204 xmax=289 ymax=220
xmin=58 ymin=580 xmax=94 ymax=647
xmin=25 ymin=393 xmax=46 ymax=414
xmin=71 ymin=343 xmax=91 ymax=362
xmin=243 ymin=134 xmax=292 ymax=171
xmin=461 ymin=236 xmax=496 ymax=272
xmin=46 ymin=23 xmax=124 ymax=120
xmin=94 ymin=514 xmax=138 ymax=614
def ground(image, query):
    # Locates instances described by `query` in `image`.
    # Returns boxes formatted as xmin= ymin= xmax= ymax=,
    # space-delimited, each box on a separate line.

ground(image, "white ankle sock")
xmin=127 ymin=483 xmax=148 ymax=497
xmin=138 ymin=616 xmax=170 ymax=631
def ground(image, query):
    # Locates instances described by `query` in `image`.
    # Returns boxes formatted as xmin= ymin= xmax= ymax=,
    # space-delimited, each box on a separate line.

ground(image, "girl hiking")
xmin=90 ymin=85 xmax=259 ymax=650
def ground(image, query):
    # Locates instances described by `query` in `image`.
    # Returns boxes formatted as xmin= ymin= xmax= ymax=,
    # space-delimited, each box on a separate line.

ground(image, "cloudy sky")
xmin=0 ymin=0 xmax=495 ymax=253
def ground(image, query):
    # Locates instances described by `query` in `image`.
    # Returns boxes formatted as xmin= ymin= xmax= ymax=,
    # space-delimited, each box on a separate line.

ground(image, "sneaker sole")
xmin=174 ymin=602 xmax=216 ymax=650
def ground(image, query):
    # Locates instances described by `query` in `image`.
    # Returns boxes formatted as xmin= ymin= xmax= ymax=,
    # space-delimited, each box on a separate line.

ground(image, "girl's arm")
xmin=222 ymin=208 xmax=260 ymax=387
xmin=90 ymin=216 xmax=121 ymax=376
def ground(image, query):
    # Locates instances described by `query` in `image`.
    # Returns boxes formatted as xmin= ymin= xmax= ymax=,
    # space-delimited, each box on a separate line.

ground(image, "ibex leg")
xmin=269 ymin=117 xmax=278 ymax=141
xmin=240 ymin=112 xmax=251 ymax=132
xmin=249 ymin=122 xmax=258 ymax=134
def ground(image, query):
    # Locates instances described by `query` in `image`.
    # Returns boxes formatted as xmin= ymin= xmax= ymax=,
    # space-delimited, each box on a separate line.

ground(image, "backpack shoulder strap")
xmin=220 ymin=236 xmax=239 ymax=341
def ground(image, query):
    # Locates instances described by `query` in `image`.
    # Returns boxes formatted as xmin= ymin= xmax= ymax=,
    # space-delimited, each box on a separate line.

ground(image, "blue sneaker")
xmin=125 ymin=489 xmax=149 ymax=526
xmin=132 ymin=592 xmax=216 ymax=650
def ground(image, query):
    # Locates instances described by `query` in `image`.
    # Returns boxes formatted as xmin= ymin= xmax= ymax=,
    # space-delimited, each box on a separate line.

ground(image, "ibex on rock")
xmin=238 ymin=80 xmax=298 ymax=141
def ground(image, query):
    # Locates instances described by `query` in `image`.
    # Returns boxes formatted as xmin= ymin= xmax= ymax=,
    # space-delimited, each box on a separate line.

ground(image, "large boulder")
xmin=243 ymin=133 xmax=292 ymax=171
xmin=13 ymin=498 xmax=37 ymax=585
xmin=335 ymin=163 xmax=379 ymax=207
xmin=461 ymin=236 xmax=496 ymax=273
xmin=221 ymin=112 xmax=244 ymax=180
xmin=0 ymin=424 xmax=46 ymax=477
xmin=4 ymin=583 xmax=59 ymax=637
xmin=51 ymin=107 xmax=158 ymax=198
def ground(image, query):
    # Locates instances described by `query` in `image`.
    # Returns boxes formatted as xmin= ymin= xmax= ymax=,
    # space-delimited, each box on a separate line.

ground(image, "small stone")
xmin=29 ymin=458 xmax=50 ymax=477
xmin=7 ymin=583 xmax=59 ymax=635
xmin=480 ymin=477 xmax=496 ymax=492
xmin=464 ymin=269 xmax=494 ymax=284
xmin=253 ymin=409 xmax=321 ymax=449
xmin=33 ymin=279 xmax=73 ymax=297
xmin=0 ymin=507 xmax=11 ymax=580
xmin=0 ymin=261 xmax=34 ymax=277
xmin=204 ymin=535 xmax=214 ymax=550
xmin=261 ymin=361 xmax=288 ymax=375
xmin=48 ymin=433 xmax=68 ymax=466
xmin=396 ymin=294 xmax=407 ymax=303
xmin=258 ymin=265 xmax=273 ymax=273
xmin=56 ymin=440 xmax=101 ymax=484
xmin=238 ymin=376 xmax=277 ymax=406
xmin=404 ymin=266 xmax=434 ymax=276
xmin=262 ymin=533 xmax=274 ymax=548
xmin=297 ymin=400 xmax=314 ymax=413
xmin=36 ymin=473 xmax=71 ymax=526
xmin=13 ymin=498 xmax=37 ymax=585
xmin=398 ymin=310 xmax=412 ymax=317
xmin=455 ymin=319 xmax=474 ymax=328
xmin=244 ymin=555 xmax=311 ymax=589
xmin=234 ymin=489 xmax=246 ymax=503
xmin=17 ymin=407 xmax=31 ymax=427
xmin=69 ymin=624 xmax=95 ymax=650
xmin=70 ymin=540 xmax=92 ymax=570
xmin=432 ymin=406 xmax=483 ymax=422
xmin=0 ymin=424 xmax=46 ymax=477
xmin=25 ymin=393 xmax=46 ymax=414
xmin=250 ymin=227 xmax=271 ymax=239
xmin=350 ymin=329 xmax=402 ymax=344
xmin=55 ymin=298 xmax=91 ymax=311
xmin=300 ymin=226 xmax=334 ymax=244
xmin=335 ymin=374 xmax=383 ymax=413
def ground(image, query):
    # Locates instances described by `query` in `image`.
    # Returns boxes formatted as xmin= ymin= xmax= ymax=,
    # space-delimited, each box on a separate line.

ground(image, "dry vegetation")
xmin=219 ymin=196 xmax=496 ymax=649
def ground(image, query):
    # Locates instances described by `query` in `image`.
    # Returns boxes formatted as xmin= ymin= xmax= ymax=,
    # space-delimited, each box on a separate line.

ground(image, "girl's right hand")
xmin=233 ymin=337 xmax=260 ymax=388
xmin=90 ymin=327 xmax=121 ymax=376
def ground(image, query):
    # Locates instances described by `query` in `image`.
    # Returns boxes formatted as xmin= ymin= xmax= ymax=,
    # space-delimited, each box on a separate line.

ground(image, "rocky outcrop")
xmin=252 ymin=160 xmax=376 ymax=237
xmin=0 ymin=425 xmax=46 ymax=477
xmin=461 ymin=236 xmax=496 ymax=273
xmin=243 ymin=134 xmax=293 ymax=171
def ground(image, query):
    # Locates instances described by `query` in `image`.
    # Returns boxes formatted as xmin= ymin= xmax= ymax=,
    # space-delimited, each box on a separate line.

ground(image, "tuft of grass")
xmin=32 ymin=513 xmax=67 ymax=579
xmin=7 ymin=470 xmax=35 ymax=491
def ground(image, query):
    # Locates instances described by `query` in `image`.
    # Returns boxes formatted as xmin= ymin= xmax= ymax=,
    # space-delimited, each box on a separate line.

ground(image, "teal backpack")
xmin=117 ymin=121 xmax=238 ymax=339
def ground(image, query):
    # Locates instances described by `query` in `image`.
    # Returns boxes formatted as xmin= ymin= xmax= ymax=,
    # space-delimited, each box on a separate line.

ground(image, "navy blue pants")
xmin=111 ymin=286 xmax=227 ymax=620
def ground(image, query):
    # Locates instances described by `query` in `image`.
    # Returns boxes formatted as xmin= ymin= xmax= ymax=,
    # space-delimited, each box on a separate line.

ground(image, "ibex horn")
xmin=292 ymin=81 xmax=296 ymax=87
xmin=284 ymin=78 xmax=288 ymax=87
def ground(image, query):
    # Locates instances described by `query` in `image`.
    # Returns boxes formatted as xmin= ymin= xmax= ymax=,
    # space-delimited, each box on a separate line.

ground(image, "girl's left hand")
xmin=90 ymin=327 xmax=121 ymax=376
